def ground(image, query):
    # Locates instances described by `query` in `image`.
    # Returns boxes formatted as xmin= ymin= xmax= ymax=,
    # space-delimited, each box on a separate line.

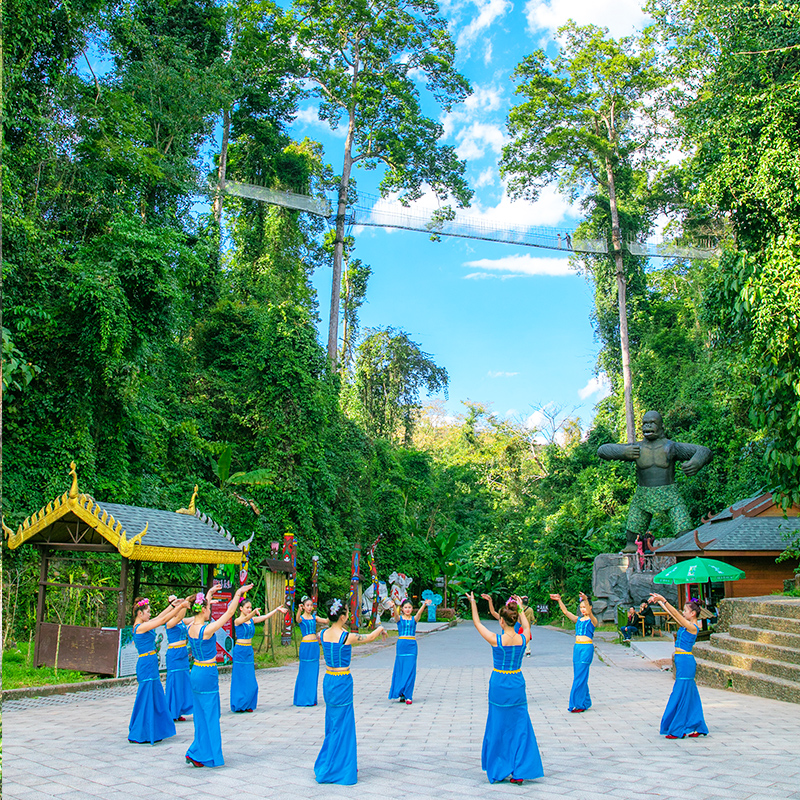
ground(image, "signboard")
xmin=117 ymin=624 xmax=170 ymax=678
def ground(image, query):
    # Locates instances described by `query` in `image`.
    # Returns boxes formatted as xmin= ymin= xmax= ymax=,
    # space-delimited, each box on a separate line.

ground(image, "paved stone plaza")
xmin=4 ymin=624 xmax=800 ymax=800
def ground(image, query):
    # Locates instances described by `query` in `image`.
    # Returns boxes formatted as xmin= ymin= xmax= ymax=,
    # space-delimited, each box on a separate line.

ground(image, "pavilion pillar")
xmin=132 ymin=560 xmax=142 ymax=602
xmin=34 ymin=547 xmax=50 ymax=667
xmin=117 ymin=557 xmax=129 ymax=628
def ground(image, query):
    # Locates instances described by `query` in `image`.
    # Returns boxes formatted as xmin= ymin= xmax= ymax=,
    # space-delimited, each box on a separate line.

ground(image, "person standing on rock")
xmin=598 ymin=410 xmax=712 ymax=552
xmin=550 ymin=592 xmax=597 ymax=712
xmin=649 ymin=593 xmax=708 ymax=739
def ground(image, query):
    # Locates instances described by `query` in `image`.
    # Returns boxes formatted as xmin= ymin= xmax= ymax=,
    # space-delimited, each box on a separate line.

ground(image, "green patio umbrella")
xmin=653 ymin=557 xmax=745 ymax=585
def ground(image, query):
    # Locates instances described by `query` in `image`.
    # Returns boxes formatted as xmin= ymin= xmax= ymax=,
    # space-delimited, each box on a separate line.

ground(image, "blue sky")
xmin=82 ymin=0 xmax=651 ymax=432
xmin=293 ymin=0 xmax=651 ymax=431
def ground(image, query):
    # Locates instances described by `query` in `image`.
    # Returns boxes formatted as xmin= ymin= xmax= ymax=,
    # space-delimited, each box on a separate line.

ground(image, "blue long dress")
xmin=314 ymin=630 xmax=357 ymax=785
xmin=294 ymin=616 xmax=320 ymax=706
xmin=165 ymin=622 xmax=193 ymax=721
xmin=660 ymin=627 xmax=709 ymax=738
xmin=388 ymin=617 xmax=418 ymax=701
xmin=187 ymin=625 xmax=224 ymax=767
xmin=230 ymin=619 xmax=258 ymax=712
xmin=482 ymin=633 xmax=544 ymax=784
xmin=568 ymin=617 xmax=595 ymax=712
xmin=128 ymin=624 xmax=176 ymax=744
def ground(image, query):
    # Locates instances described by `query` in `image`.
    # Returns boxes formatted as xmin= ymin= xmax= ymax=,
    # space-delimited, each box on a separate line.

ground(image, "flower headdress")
xmin=330 ymin=598 xmax=343 ymax=614
xmin=192 ymin=592 xmax=205 ymax=613
xmin=136 ymin=598 xmax=150 ymax=608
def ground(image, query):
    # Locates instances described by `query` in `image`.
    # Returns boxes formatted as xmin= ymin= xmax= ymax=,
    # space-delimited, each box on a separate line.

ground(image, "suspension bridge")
xmin=222 ymin=179 xmax=718 ymax=260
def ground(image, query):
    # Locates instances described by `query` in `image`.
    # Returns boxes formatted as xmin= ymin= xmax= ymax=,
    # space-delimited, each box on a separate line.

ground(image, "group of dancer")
xmin=128 ymin=583 xmax=708 ymax=785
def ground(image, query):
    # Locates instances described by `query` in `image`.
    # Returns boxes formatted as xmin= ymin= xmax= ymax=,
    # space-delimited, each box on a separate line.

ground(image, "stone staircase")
xmin=694 ymin=596 xmax=800 ymax=704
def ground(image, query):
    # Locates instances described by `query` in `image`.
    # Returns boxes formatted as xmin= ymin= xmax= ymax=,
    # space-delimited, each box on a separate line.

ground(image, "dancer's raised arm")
xmin=580 ymin=592 xmax=598 ymax=626
xmin=549 ymin=593 xmax=578 ymax=623
xmin=481 ymin=593 xmax=500 ymax=621
xmin=467 ymin=592 xmax=496 ymax=645
xmin=649 ymin=593 xmax=697 ymax=634
xmin=203 ymin=584 xmax=254 ymax=638
xmin=414 ymin=598 xmax=432 ymax=622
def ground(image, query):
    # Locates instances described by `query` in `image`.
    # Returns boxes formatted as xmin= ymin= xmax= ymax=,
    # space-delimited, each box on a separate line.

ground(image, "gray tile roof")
xmin=658 ymin=511 xmax=800 ymax=554
xmin=98 ymin=502 xmax=241 ymax=554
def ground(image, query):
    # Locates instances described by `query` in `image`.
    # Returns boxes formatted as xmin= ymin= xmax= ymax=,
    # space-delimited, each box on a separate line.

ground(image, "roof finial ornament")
xmin=177 ymin=485 xmax=199 ymax=516
xmin=2 ymin=518 xmax=14 ymax=539
xmin=69 ymin=461 xmax=79 ymax=499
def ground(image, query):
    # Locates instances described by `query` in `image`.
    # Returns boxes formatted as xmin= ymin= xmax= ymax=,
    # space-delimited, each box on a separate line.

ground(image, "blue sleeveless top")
xmin=166 ymin=622 xmax=188 ymax=645
xmin=188 ymin=624 xmax=217 ymax=662
xmin=397 ymin=618 xmax=417 ymax=637
xmin=675 ymin=626 xmax=697 ymax=652
xmin=321 ymin=630 xmax=351 ymax=669
xmin=492 ymin=633 xmax=526 ymax=671
xmin=236 ymin=619 xmax=255 ymax=640
xmin=299 ymin=616 xmax=317 ymax=637
xmin=575 ymin=618 xmax=595 ymax=639
xmin=133 ymin=624 xmax=156 ymax=654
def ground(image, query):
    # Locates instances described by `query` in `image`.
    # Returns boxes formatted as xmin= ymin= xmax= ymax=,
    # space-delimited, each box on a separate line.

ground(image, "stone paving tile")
xmin=5 ymin=624 xmax=800 ymax=800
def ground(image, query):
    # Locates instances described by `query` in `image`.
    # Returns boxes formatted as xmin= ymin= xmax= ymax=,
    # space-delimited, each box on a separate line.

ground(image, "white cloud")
xmin=464 ymin=254 xmax=574 ymax=278
xmin=475 ymin=167 xmax=497 ymax=188
xmin=457 ymin=0 xmax=513 ymax=49
xmin=295 ymin=105 xmax=346 ymax=138
xmin=488 ymin=370 xmax=520 ymax=378
xmin=525 ymin=0 xmax=649 ymax=38
xmin=578 ymin=373 xmax=612 ymax=400
xmin=455 ymin=122 xmax=506 ymax=160
xmin=442 ymin=84 xmax=505 ymax=142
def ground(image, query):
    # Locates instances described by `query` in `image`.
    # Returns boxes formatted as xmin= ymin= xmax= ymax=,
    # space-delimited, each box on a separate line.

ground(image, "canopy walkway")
xmin=222 ymin=181 xmax=717 ymax=260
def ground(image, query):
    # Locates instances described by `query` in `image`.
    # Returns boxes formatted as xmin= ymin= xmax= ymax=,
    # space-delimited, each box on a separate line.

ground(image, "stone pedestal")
xmin=592 ymin=554 xmax=631 ymax=621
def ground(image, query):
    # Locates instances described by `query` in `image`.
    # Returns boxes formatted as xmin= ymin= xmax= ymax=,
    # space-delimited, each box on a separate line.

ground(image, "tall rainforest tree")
xmin=501 ymin=24 xmax=662 ymax=442
xmin=649 ymin=0 xmax=800 ymax=504
xmin=290 ymin=0 xmax=473 ymax=367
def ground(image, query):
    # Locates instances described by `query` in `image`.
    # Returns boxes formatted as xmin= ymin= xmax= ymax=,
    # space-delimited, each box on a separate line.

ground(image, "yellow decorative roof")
xmin=4 ymin=463 xmax=242 ymax=565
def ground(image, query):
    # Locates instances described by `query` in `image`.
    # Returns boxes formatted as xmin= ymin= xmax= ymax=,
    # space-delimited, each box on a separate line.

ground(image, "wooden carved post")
xmin=349 ymin=544 xmax=362 ymax=632
xmin=311 ymin=555 xmax=319 ymax=609
xmin=367 ymin=535 xmax=381 ymax=630
xmin=281 ymin=531 xmax=296 ymax=646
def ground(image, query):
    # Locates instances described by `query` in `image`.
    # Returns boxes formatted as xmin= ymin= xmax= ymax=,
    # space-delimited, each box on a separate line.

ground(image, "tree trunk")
xmin=605 ymin=155 xmax=635 ymax=443
xmin=213 ymin=107 xmax=230 ymax=225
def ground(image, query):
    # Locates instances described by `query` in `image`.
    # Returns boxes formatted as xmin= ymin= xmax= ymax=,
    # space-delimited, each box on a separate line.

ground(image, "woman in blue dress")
xmin=550 ymin=591 xmax=597 ymax=712
xmin=294 ymin=596 xmax=329 ymax=707
xmin=649 ymin=593 xmax=709 ymax=739
xmin=467 ymin=592 xmax=543 ymax=785
xmin=185 ymin=582 xmax=253 ymax=767
xmin=128 ymin=595 xmax=191 ymax=744
xmin=230 ymin=599 xmax=287 ymax=713
xmin=314 ymin=599 xmax=387 ymax=785
xmin=165 ymin=595 xmax=193 ymax=722
xmin=388 ymin=596 xmax=431 ymax=705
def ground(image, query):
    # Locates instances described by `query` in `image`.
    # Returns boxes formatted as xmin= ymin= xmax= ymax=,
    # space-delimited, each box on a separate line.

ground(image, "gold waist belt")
xmin=168 ymin=641 xmax=186 ymax=649
xmin=675 ymin=648 xmax=693 ymax=655
xmin=138 ymin=650 xmax=156 ymax=657
xmin=236 ymin=640 xmax=253 ymax=646
xmin=326 ymin=666 xmax=351 ymax=676
xmin=493 ymin=668 xmax=521 ymax=674
xmin=398 ymin=636 xmax=416 ymax=640
xmin=301 ymin=635 xmax=319 ymax=642
xmin=194 ymin=659 xmax=217 ymax=667
xmin=575 ymin=636 xmax=593 ymax=644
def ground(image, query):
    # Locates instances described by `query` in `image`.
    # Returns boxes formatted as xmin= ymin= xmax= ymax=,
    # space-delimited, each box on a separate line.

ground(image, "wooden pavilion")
xmin=3 ymin=463 xmax=244 ymax=675
xmin=657 ymin=491 xmax=800 ymax=607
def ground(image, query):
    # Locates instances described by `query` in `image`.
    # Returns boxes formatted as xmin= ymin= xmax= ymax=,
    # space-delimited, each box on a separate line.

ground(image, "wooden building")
xmin=658 ymin=492 xmax=800 ymax=605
